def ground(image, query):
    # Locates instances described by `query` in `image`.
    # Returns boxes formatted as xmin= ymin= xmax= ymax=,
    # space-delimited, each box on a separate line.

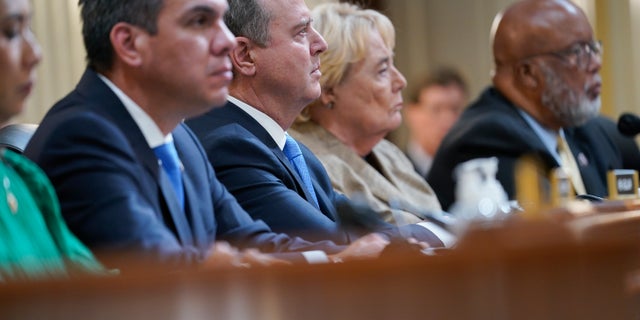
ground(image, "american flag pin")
xmin=578 ymin=153 xmax=589 ymax=166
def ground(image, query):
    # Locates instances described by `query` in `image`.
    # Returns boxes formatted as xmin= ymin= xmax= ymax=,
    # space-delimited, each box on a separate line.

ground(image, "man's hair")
xmin=78 ymin=0 xmax=164 ymax=72
xmin=224 ymin=0 xmax=271 ymax=46
xmin=409 ymin=67 xmax=468 ymax=104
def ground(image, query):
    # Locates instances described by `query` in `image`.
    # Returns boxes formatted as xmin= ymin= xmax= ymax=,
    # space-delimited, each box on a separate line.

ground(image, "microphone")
xmin=617 ymin=113 xmax=640 ymax=137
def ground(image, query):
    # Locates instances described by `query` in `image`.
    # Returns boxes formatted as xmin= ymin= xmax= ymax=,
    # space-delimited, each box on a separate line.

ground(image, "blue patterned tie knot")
xmin=283 ymin=134 xmax=319 ymax=208
xmin=154 ymin=141 xmax=184 ymax=210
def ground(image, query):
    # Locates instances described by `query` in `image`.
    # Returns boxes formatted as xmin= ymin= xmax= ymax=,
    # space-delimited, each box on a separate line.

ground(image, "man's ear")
xmin=230 ymin=37 xmax=256 ymax=76
xmin=515 ymin=61 xmax=541 ymax=89
xmin=110 ymin=22 xmax=145 ymax=67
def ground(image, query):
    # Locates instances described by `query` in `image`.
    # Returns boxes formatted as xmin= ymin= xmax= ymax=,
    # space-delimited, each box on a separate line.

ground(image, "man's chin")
xmin=304 ymin=89 xmax=322 ymax=105
xmin=567 ymin=109 xmax=600 ymax=127
xmin=209 ymin=92 xmax=229 ymax=108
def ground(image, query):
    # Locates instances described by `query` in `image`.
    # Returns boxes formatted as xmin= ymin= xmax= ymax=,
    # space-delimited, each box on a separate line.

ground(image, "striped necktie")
xmin=556 ymin=134 xmax=586 ymax=195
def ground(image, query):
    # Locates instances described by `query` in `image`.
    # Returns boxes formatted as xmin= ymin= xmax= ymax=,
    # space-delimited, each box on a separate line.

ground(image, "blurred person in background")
xmin=427 ymin=0 xmax=621 ymax=210
xmin=404 ymin=67 xmax=468 ymax=177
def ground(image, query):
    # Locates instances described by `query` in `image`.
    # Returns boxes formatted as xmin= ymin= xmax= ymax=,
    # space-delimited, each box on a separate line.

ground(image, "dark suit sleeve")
xmin=25 ymin=113 xmax=198 ymax=267
xmin=200 ymin=142 xmax=345 ymax=255
xmin=208 ymin=174 xmax=344 ymax=256
xmin=567 ymin=117 xmax=623 ymax=196
xmin=428 ymin=116 xmax=534 ymax=210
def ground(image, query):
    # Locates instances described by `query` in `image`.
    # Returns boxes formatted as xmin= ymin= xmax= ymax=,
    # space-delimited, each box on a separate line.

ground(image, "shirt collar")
xmin=228 ymin=95 xmax=287 ymax=150
xmin=98 ymin=74 xmax=172 ymax=148
xmin=517 ymin=109 xmax=563 ymax=163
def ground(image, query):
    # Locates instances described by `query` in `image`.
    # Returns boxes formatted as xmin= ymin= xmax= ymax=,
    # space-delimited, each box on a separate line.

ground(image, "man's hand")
xmin=328 ymin=233 xmax=390 ymax=263
xmin=203 ymin=242 xmax=289 ymax=269
xmin=241 ymin=248 xmax=290 ymax=267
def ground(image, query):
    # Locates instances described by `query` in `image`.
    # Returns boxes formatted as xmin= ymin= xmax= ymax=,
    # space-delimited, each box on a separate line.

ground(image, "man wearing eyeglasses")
xmin=427 ymin=0 xmax=622 ymax=211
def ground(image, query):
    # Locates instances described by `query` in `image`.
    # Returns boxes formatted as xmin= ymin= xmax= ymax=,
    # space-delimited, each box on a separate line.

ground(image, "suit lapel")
xmin=225 ymin=102 xmax=320 ymax=206
xmin=319 ymin=128 xmax=402 ymax=204
xmin=295 ymin=122 xmax=410 ymax=215
xmin=172 ymin=126 xmax=205 ymax=248
xmin=273 ymin=145 xmax=320 ymax=205
xmin=564 ymin=127 xmax=606 ymax=195
xmin=180 ymin=169 xmax=205 ymax=244
xmin=361 ymin=151 xmax=413 ymax=208
xmin=483 ymin=90 xmax=555 ymax=162
xmin=155 ymin=166 xmax=194 ymax=246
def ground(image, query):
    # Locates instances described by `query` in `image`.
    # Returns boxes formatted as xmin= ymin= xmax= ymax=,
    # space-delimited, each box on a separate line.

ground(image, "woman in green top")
xmin=0 ymin=0 xmax=104 ymax=280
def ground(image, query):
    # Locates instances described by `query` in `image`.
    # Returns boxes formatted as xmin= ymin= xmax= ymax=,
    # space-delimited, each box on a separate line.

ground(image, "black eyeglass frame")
xmin=522 ymin=40 xmax=603 ymax=70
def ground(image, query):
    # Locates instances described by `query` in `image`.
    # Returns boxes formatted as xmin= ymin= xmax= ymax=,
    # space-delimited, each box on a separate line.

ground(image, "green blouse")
xmin=0 ymin=149 xmax=104 ymax=281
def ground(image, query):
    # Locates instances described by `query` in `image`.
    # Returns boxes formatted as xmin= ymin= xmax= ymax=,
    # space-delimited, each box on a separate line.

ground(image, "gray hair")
xmin=224 ymin=0 xmax=271 ymax=46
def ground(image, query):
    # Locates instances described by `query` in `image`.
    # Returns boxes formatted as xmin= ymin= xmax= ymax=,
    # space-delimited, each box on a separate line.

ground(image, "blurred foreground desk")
xmin=1 ymin=217 xmax=639 ymax=320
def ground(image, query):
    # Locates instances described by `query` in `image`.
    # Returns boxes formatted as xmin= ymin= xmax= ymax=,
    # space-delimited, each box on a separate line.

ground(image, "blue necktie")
xmin=283 ymin=134 xmax=319 ymax=208
xmin=154 ymin=141 xmax=184 ymax=210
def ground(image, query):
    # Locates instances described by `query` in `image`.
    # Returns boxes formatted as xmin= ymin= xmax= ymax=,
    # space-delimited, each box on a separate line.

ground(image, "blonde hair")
xmin=299 ymin=2 xmax=396 ymax=121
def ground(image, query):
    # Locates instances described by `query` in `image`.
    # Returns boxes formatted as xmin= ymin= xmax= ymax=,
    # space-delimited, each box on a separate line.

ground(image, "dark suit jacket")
xmin=186 ymin=101 xmax=444 ymax=247
xmin=427 ymin=87 xmax=622 ymax=210
xmin=591 ymin=115 xmax=640 ymax=172
xmin=24 ymin=69 xmax=342 ymax=267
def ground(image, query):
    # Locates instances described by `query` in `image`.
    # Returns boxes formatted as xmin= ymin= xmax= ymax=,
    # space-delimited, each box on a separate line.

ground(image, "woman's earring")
xmin=326 ymin=102 xmax=334 ymax=109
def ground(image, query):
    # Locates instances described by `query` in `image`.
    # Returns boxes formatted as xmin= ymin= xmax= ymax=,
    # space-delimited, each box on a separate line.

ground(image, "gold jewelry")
xmin=3 ymin=176 xmax=18 ymax=214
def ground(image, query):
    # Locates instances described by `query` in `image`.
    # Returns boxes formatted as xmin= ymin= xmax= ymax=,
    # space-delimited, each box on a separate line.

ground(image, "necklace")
xmin=3 ymin=176 xmax=18 ymax=214
xmin=0 ymin=149 xmax=18 ymax=214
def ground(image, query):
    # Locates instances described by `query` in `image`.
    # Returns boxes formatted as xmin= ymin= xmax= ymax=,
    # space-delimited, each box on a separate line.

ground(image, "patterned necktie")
xmin=556 ymin=134 xmax=586 ymax=195
xmin=283 ymin=134 xmax=319 ymax=208
xmin=154 ymin=141 xmax=185 ymax=210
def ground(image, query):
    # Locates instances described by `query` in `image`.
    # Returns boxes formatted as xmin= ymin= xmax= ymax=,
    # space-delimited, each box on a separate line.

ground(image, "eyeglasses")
xmin=526 ymin=40 xmax=603 ymax=70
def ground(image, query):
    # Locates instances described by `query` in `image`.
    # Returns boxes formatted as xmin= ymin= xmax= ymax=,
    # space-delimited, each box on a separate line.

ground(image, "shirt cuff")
xmin=301 ymin=250 xmax=330 ymax=264
xmin=417 ymin=221 xmax=457 ymax=248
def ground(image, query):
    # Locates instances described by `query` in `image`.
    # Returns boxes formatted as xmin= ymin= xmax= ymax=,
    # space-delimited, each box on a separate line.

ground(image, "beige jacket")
xmin=290 ymin=121 xmax=441 ymax=225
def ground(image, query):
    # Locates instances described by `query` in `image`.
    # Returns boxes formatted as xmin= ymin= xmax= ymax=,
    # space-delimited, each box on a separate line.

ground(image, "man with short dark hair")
xmin=404 ymin=67 xmax=468 ymax=177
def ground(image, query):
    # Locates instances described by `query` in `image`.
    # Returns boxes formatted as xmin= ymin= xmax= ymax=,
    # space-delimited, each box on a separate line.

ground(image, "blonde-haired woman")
xmin=290 ymin=3 xmax=454 ymax=245
xmin=0 ymin=0 xmax=103 ymax=280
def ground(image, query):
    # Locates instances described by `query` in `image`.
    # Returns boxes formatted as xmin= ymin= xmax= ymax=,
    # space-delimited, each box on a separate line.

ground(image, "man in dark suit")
xmin=24 ymin=0 xmax=388 ymax=268
xmin=186 ymin=0 xmax=443 ymax=246
xmin=427 ymin=0 xmax=622 ymax=211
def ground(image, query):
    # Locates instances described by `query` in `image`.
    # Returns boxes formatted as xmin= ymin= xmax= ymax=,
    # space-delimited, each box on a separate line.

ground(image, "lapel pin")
xmin=577 ymin=153 xmax=589 ymax=167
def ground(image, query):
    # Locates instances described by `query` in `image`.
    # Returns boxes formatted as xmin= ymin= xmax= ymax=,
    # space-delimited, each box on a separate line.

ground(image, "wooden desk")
xmin=1 ymin=219 xmax=638 ymax=320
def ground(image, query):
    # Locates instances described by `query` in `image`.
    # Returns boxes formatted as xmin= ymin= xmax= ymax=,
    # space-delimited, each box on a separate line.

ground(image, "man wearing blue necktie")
xmin=25 ymin=0 xmax=390 ymax=270
xmin=186 ymin=0 xmax=444 ymax=247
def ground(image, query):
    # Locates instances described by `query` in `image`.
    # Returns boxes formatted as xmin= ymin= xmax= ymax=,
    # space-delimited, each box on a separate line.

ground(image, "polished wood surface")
xmin=1 ymin=215 xmax=639 ymax=320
